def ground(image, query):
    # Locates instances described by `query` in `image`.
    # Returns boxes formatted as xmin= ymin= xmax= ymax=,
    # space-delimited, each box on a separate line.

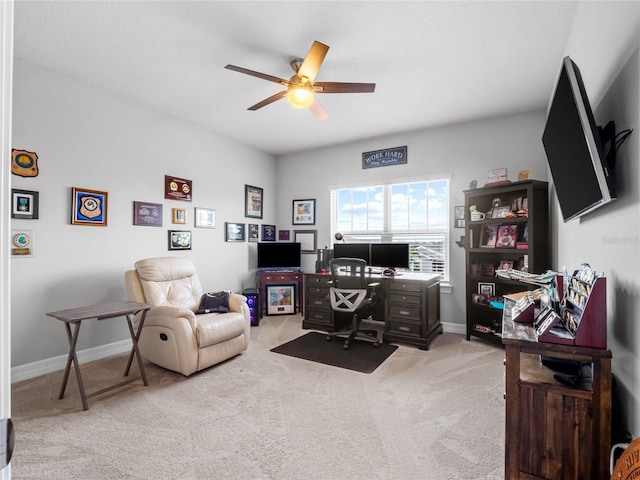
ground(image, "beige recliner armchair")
xmin=124 ymin=256 xmax=250 ymax=376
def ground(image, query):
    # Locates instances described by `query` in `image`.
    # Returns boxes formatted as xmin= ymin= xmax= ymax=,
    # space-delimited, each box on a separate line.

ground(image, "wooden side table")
xmin=47 ymin=301 xmax=151 ymax=410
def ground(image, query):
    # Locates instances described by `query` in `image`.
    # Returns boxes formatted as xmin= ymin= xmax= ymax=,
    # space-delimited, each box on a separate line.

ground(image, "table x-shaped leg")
xmin=59 ymin=321 xmax=89 ymax=410
xmin=124 ymin=309 xmax=148 ymax=386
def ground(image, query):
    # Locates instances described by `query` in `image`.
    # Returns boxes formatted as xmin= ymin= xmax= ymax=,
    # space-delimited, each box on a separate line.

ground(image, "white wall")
xmin=558 ymin=2 xmax=640 ymax=437
xmin=11 ymin=59 xmax=276 ymax=368
xmin=276 ymin=110 xmax=550 ymax=328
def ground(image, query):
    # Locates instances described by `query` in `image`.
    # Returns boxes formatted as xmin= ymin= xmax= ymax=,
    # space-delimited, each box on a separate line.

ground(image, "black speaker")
xmin=243 ymin=288 xmax=260 ymax=326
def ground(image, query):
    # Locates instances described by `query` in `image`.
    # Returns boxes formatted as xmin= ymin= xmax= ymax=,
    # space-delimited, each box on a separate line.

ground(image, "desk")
xmin=303 ymin=272 xmax=442 ymax=349
xmin=502 ymin=313 xmax=611 ymax=479
xmin=47 ymin=301 xmax=151 ymax=410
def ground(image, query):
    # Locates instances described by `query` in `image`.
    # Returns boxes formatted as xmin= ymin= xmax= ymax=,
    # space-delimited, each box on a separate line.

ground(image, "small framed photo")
xmin=482 ymin=263 xmax=495 ymax=276
xmin=266 ymin=284 xmax=296 ymax=315
xmin=262 ymin=224 xmax=276 ymax=242
xmin=225 ymin=222 xmax=246 ymax=242
xmin=294 ymin=229 xmax=317 ymax=254
xmin=168 ymin=230 xmax=191 ymax=250
xmin=499 ymin=260 xmax=514 ymax=270
xmin=480 ymin=225 xmax=498 ymax=248
xmin=478 ymin=282 xmax=495 ymax=297
xmin=71 ymin=187 xmax=108 ymax=226
xmin=248 ymin=224 xmax=259 ymax=242
xmin=11 ymin=189 xmax=39 ymax=219
xmin=172 ymin=208 xmax=187 ymax=224
xmin=491 ymin=206 xmax=512 ymax=219
xmin=454 ymin=205 xmax=465 ymax=228
xmin=133 ymin=201 xmax=162 ymax=226
xmin=496 ymin=225 xmax=517 ymax=249
xmin=245 ymin=185 xmax=263 ymax=219
xmin=194 ymin=207 xmax=215 ymax=228
xmin=292 ymin=198 xmax=316 ymax=225
xmin=279 ymin=230 xmax=290 ymax=241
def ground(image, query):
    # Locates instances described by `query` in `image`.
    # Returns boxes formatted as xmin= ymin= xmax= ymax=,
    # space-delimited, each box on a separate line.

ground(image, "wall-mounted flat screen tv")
xmin=370 ymin=243 xmax=410 ymax=269
xmin=257 ymin=242 xmax=301 ymax=269
xmin=332 ymin=243 xmax=371 ymax=264
xmin=542 ymin=56 xmax=616 ymax=222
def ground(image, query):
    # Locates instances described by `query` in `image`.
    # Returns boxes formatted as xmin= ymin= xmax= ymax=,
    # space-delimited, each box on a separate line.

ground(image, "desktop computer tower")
xmin=243 ymin=288 xmax=260 ymax=326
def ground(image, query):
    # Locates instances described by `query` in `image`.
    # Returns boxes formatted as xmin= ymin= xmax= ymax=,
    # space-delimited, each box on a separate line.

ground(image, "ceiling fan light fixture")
xmin=286 ymin=85 xmax=314 ymax=108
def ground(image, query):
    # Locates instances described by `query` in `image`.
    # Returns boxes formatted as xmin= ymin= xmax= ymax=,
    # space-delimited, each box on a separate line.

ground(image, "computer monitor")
xmin=332 ymin=243 xmax=370 ymax=264
xmin=370 ymin=243 xmax=410 ymax=269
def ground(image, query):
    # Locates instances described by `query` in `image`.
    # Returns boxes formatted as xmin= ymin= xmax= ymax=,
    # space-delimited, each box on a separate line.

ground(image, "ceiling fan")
xmin=225 ymin=41 xmax=375 ymax=120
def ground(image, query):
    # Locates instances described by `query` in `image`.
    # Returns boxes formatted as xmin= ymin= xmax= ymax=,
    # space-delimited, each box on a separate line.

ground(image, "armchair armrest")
xmin=143 ymin=305 xmax=198 ymax=334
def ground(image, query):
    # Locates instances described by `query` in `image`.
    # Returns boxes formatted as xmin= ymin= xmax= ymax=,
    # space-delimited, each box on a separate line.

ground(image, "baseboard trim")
xmin=11 ymin=338 xmax=133 ymax=383
xmin=441 ymin=321 xmax=466 ymax=336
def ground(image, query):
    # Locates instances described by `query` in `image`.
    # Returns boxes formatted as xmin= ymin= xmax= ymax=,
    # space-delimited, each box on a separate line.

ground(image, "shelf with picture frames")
xmin=464 ymin=180 xmax=550 ymax=345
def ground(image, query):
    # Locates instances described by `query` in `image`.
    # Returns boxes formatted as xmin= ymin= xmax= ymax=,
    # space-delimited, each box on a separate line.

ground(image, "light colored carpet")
xmin=10 ymin=315 xmax=505 ymax=479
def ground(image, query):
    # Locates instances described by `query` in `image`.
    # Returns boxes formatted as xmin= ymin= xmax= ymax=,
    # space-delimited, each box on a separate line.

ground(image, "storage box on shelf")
xmin=464 ymin=180 xmax=550 ymax=345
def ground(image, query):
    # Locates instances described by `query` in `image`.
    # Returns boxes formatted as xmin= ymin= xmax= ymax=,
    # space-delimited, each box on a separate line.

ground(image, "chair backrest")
xmin=131 ymin=257 xmax=204 ymax=311
xmin=328 ymin=258 xmax=369 ymax=313
xmin=329 ymin=257 xmax=368 ymax=290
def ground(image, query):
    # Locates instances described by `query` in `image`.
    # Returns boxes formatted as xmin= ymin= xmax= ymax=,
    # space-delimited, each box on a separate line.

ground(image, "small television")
xmin=370 ymin=243 xmax=410 ymax=269
xmin=332 ymin=243 xmax=370 ymax=264
xmin=542 ymin=56 xmax=617 ymax=222
xmin=256 ymin=242 xmax=301 ymax=269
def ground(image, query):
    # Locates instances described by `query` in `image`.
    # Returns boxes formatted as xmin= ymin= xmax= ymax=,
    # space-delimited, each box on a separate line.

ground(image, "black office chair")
xmin=325 ymin=257 xmax=381 ymax=350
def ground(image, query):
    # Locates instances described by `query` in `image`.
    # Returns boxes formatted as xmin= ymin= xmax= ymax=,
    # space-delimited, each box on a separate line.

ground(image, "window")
xmin=331 ymin=177 xmax=450 ymax=282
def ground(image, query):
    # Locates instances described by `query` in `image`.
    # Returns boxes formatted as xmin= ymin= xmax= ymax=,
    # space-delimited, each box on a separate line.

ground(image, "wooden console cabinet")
xmin=502 ymin=314 xmax=611 ymax=479
xmin=303 ymin=272 xmax=442 ymax=349
xmin=257 ymin=270 xmax=304 ymax=319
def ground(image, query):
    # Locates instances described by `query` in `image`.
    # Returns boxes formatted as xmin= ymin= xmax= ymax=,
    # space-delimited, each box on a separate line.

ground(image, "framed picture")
xmin=454 ymin=205 xmax=465 ymax=228
xmin=482 ymin=263 xmax=495 ymax=276
xmin=292 ymin=198 xmax=316 ymax=225
xmin=266 ymin=284 xmax=296 ymax=315
xmin=480 ymin=225 xmax=498 ymax=248
xmin=248 ymin=223 xmax=259 ymax=242
xmin=172 ymin=208 xmax=187 ymax=224
xmin=225 ymin=222 xmax=246 ymax=242
xmin=245 ymin=185 xmax=263 ymax=219
xmin=194 ymin=207 xmax=215 ymax=228
xmin=164 ymin=175 xmax=192 ymax=202
xmin=11 ymin=230 xmax=33 ymax=257
xmin=133 ymin=201 xmax=162 ymax=226
xmin=168 ymin=230 xmax=191 ymax=250
xmin=499 ymin=260 xmax=514 ymax=270
xmin=279 ymin=230 xmax=290 ymax=241
xmin=478 ymin=282 xmax=495 ymax=297
xmin=496 ymin=225 xmax=518 ymax=248
xmin=491 ymin=206 xmax=512 ymax=219
xmin=262 ymin=224 xmax=276 ymax=241
xmin=11 ymin=189 xmax=39 ymax=219
xmin=294 ymin=229 xmax=317 ymax=254
xmin=71 ymin=187 xmax=108 ymax=226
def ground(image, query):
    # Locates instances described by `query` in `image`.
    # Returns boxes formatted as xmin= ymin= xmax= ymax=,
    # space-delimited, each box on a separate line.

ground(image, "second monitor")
xmin=333 ymin=242 xmax=410 ymax=270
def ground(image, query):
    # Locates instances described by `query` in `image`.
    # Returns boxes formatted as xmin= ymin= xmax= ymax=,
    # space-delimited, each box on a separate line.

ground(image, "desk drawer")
xmin=387 ymin=281 xmax=422 ymax=293
xmin=388 ymin=304 xmax=421 ymax=320
xmin=307 ymin=294 xmax=330 ymax=309
xmin=306 ymin=285 xmax=329 ymax=296
xmin=263 ymin=273 xmax=302 ymax=282
xmin=388 ymin=293 xmax=422 ymax=305
xmin=306 ymin=275 xmax=330 ymax=285
xmin=387 ymin=320 xmax=422 ymax=337
xmin=305 ymin=308 xmax=332 ymax=324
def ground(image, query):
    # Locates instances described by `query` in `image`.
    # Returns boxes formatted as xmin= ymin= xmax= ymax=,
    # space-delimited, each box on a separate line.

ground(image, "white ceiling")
xmin=13 ymin=1 xmax=579 ymax=156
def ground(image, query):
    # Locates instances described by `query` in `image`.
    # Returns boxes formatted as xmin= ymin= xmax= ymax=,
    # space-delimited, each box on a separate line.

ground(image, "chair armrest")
xmin=227 ymin=293 xmax=247 ymax=313
xmin=143 ymin=305 xmax=197 ymax=334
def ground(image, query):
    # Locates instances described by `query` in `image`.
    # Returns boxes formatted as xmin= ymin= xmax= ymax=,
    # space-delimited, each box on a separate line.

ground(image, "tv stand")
xmin=257 ymin=270 xmax=304 ymax=319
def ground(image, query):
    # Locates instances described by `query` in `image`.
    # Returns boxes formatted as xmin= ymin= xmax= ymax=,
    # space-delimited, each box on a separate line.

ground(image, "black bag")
xmin=196 ymin=291 xmax=230 ymax=314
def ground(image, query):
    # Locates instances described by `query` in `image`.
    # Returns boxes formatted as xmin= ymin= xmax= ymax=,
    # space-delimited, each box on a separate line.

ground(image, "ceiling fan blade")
xmin=308 ymin=96 xmax=328 ymax=120
xmin=225 ymin=64 xmax=289 ymax=86
xmin=313 ymin=82 xmax=376 ymax=93
xmin=298 ymin=41 xmax=329 ymax=83
xmin=248 ymin=91 xmax=287 ymax=111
